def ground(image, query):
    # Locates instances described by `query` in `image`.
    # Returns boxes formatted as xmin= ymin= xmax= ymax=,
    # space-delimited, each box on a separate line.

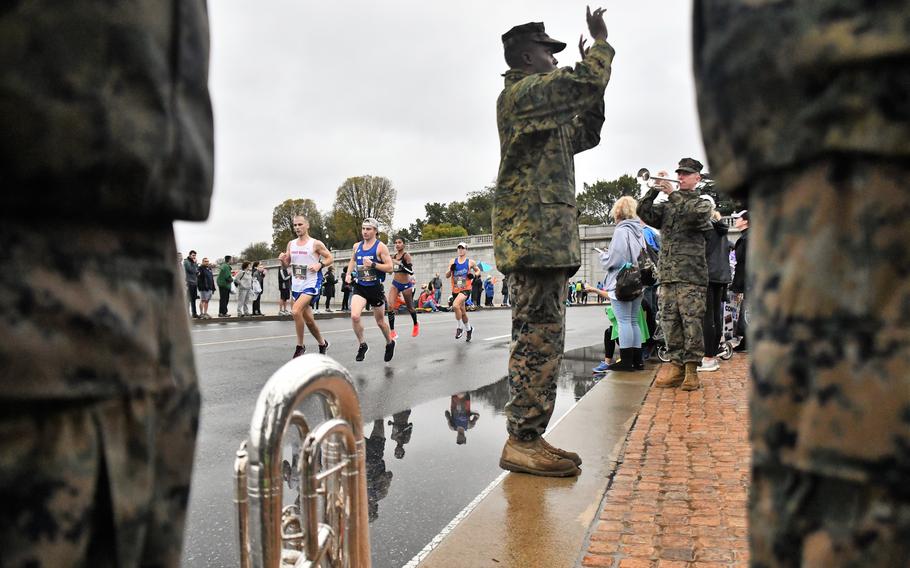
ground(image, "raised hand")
xmin=578 ymin=35 xmax=589 ymax=60
xmin=586 ymin=5 xmax=608 ymax=41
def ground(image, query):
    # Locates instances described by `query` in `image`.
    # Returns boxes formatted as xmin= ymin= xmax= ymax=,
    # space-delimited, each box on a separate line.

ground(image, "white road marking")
xmin=483 ymin=334 xmax=510 ymax=341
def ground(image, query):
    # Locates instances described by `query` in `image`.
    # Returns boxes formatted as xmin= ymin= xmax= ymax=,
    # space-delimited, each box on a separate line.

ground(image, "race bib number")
xmin=455 ymin=276 xmax=466 ymax=289
xmin=292 ymin=264 xmax=307 ymax=278
xmin=357 ymin=263 xmax=376 ymax=282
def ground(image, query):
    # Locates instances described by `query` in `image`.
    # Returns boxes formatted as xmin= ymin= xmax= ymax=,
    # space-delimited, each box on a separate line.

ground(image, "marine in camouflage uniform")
xmin=493 ymin=10 xmax=613 ymax=477
xmin=638 ymin=159 xmax=713 ymax=389
xmin=694 ymin=1 xmax=910 ymax=565
xmin=0 ymin=3 xmax=213 ymax=566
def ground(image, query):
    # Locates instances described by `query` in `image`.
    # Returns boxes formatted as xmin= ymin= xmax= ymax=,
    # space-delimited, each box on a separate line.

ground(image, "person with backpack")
xmin=640 ymin=223 xmax=661 ymax=358
xmin=598 ymin=195 xmax=647 ymax=371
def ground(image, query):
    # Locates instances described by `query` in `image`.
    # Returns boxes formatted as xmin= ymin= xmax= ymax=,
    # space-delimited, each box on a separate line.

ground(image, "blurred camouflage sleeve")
xmin=0 ymin=1 xmax=214 ymax=222
xmin=694 ymin=0 xmax=910 ymax=195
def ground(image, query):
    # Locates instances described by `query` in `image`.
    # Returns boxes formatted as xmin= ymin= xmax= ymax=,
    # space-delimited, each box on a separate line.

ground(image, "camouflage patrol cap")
xmin=501 ymin=22 xmax=566 ymax=54
xmin=675 ymin=157 xmax=704 ymax=174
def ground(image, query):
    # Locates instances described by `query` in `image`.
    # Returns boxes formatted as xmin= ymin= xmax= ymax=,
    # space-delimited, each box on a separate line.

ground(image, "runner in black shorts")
xmin=345 ymin=218 xmax=396 ymax=362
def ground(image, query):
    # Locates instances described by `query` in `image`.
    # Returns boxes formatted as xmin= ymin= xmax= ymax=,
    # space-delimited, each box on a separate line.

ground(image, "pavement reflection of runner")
xmin=386 ymin=237 xmax=420 ymax=340
xmin=278 ymin=215 xmax=332 ymax=359
xmin=445 ymin=393 xmax=480 ymax=445
xmin=388 ymin=409 xmax=413 ymax=459
xmin=365 ymin=419 xmax=393 ymax=522
xmin=445 ymin=242 xmax=480 ymax=341
xmin=345 ymin=218 xmax=396 ymax=362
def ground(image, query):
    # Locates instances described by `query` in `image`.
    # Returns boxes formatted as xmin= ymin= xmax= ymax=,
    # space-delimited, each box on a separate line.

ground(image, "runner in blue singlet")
xmin=344 ymin=218 xmax=396 ymax=362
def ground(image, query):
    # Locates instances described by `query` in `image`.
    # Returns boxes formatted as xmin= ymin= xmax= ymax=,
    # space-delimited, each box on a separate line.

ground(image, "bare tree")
xmin=333 ymin=175 xmax=397 ymax=231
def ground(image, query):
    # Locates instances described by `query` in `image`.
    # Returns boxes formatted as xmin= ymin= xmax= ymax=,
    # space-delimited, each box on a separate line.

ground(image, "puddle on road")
xmin=275 ymin=344 xmax=607 ymax=568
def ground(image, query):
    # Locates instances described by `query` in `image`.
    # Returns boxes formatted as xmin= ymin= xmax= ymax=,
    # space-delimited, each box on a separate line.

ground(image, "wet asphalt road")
xmin=181 ymin=305 xmax=611 ymax=567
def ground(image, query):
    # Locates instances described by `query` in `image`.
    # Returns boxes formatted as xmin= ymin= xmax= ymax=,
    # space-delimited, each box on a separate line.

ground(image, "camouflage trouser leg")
xmin=504 ymin=270 xmax=568 ymax=441
xmin=751 ymin=466 xmax=910 ymax=567
xmin=658 ymin=282 xmax=706 ymax=364
xmin=0 ymin=385 xmax=200 ymax=568
xmin=747 ymin=158 xmax=910 ymax=564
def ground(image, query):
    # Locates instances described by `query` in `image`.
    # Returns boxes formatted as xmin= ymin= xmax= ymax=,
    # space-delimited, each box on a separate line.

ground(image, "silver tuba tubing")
xmin=236 ymin=355 xmax=370 ymax=568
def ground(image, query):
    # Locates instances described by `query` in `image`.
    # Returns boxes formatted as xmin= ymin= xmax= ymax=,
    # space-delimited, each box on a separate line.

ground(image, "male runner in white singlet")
xmin=278 ymin=215 xmax=332 ymax=359
xmin=345 ymin=218 xmax=396 ymax=362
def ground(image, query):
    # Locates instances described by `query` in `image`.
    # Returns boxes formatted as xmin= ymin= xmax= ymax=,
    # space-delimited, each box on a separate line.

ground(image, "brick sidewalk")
xmin=581 ymin=355 xmax=751 ymax=568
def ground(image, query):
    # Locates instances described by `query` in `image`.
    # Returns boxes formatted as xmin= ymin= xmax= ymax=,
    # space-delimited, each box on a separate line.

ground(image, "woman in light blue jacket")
xmin=598 ymin=195 xmax=646 ymax=371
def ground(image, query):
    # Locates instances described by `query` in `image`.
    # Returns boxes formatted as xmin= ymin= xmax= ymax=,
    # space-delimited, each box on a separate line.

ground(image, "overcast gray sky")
xmin=175 ymin=0 xmax=704 ymax=259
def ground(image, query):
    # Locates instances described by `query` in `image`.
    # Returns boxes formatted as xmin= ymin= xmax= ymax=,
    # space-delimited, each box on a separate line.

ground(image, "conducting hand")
xmin=578 ymin=35 xmax=589 ymax=60
xmin=586 ymin=6 xmax=608 ymax=41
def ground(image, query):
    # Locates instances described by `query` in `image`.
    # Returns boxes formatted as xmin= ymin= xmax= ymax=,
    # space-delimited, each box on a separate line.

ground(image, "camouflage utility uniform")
xmin=0 ymin=3 xmax=213 ymax=567
xmin=638 ymin=187 xmax=712 ymax=365
xmin=695 ymin=1 xmax=910 ymax=565
xmin=494 ymin=37 xmax=615 ymax=441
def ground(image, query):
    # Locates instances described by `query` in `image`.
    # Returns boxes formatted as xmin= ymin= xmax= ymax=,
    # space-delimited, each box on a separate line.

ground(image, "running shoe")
xmin=356 ymin=343 xmax=369 ymax=362
xmin=466 ymin=326 xmax=473 ymax=342
xmin=412 ymin=323 xmax=420 ymax=337
xmin=455 ymin=328 xmax=464 ymax=340
xmin=390 ymin=329 xmax=399 ymax=341
xmin=319 ymin=339 xmax=330 ymax=355
xmin=592 ymin=361 xmax=609 ymax=373
xmin=293 ymin=345 xmax=305 ymax=359
xmin=699 ymin=358 xmax=720 ymax=372
xmin=384 ymin=340 xmax=396 ymax=362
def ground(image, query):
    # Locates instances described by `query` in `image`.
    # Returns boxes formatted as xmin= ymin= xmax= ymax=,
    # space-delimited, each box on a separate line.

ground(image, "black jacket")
xmin=196 ymin=266 xmax=215 ymax=291
xmin=705 ymin=220 xmax=732 ymax=284
xmin=731 ymin=229 xmax=748 ymax=293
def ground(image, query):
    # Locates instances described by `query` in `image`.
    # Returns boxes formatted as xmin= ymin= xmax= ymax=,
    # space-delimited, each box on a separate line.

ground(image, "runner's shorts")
xmin=353 ymin=282 xmax=385 ymax=308
xmin=292 ymin=285 xmax=322 ymax=302
xmin=392 ymin=280 xmax=415 ymax=293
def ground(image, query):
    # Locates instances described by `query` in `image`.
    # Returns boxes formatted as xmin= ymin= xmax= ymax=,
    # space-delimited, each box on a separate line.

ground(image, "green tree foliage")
xmin=395 ymin=219 xmax=425 ymax=242
xmin=333 ymin=175 xmax=397 ymax=231
xmin=699 ymin=182 xmax=743 ymax=216
xmin=239 ymin=241 xmax=273 ymax=262
xmin=324 ymin=208 xmax=360 ymax=251
xmin=271 ymin=199 xmax=326 ymax=254
xmin=576 ymin=175 xmax=640 ymax=225
xmin=421 ymin=222 xmax=468 ymax=240
xmin=398 ymin=185 xmax=494 ymax=241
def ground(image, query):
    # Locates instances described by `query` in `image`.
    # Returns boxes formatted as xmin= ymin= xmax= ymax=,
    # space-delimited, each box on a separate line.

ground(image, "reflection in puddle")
xmin=278 ymin=344 xmax=604 ymax=568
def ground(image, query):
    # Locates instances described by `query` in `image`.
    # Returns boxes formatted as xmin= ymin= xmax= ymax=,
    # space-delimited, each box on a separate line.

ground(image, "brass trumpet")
xmin=636 ymin=168 xmax=679 ymax=188
xmin=234 ymin=355 xmax=370 ymax=568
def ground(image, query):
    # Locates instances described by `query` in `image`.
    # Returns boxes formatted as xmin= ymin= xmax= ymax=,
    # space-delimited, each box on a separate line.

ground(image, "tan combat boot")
xmin=540 ymin=437 xmax=582 ymax=466
xmin=655 ymin=363 xmax=684 ymax=388
xmin=500 ymin=437 xmax=580 ymax=477
xmin=681 ymin=362 xmax=701 ymax=391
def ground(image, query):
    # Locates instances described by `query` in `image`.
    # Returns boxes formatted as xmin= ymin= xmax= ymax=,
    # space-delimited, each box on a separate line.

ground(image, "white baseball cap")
xmin=457 ymin=242 xmax=467 ymax=249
